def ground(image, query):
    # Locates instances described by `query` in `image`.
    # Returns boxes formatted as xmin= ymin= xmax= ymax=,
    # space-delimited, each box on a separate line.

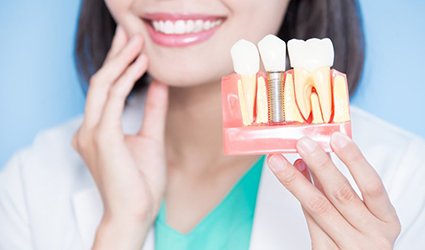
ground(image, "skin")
xmin=72 ymin=0 xmax=401 ymax=249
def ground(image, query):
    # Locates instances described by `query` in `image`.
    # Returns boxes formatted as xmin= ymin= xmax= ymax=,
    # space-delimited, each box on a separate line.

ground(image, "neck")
xmin=165 ymin=81 xmax=224 ymax=168
xmin=165 ymin=80 xmax=260 ymax=174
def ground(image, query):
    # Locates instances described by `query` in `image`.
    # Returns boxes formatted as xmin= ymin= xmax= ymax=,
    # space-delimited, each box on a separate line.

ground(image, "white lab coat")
xmin=1 ymin=92 xmax=425 ymax=250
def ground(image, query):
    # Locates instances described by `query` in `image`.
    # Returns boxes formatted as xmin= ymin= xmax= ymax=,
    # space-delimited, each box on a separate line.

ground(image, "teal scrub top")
xmin=154 ymin=156 xmax=265 ymax=250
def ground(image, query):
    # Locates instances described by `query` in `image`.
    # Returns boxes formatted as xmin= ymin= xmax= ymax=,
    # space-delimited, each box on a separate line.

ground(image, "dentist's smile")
xmin=142 ymin=13 xmax=226 ymax=47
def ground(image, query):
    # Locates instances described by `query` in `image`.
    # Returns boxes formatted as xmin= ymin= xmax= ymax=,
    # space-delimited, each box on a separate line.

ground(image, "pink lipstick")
xmin=143 ymin=13 xmax=225 ymax=47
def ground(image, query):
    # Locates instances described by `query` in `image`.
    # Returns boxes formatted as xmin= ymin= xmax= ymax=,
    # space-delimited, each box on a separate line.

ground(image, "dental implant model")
xmin=230 ymin=40 xmax=260 ymax=126
xmin=258 ymin=35 xmax=286 ymax=124
xmin=288 ymin=38 xmax=334 ymax=123
xmin=222 ymin=35 xmax=351 ymax=155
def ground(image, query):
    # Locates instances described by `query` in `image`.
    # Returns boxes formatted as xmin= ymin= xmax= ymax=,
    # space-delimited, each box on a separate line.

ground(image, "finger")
xmin=105 ymin=25 xmax=128 ymax=63
xmin=330 ymin=132 xmax=398 ymax=223
xmin=267 ymin=154 xmax=357 ymax=247
xmin=302 ymin=207 xmax=339 ymax=250
xmin=311 ymin=171 xmax=325 ymax=193
xmin=98 ymin=54 xmax=148 ymax=131
xmin=294 ymin=159 xmax=339 ymax=249
xmin=311 ymin=154 xmax=329 ymax=194
xmin=297 ymin=137 xmax=376 ymax=230
xmin=83 ymin=35 xmax=144 ymax=128
xmin=139 ymin=82 xmax=169 ymax=142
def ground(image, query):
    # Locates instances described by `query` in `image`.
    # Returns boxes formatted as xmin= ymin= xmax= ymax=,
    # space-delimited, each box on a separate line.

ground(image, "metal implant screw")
xmin=267 ymin=72 xmax=285 ymax=123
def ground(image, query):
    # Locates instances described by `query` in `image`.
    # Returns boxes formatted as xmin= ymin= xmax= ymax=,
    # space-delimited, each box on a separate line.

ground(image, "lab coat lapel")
xmin=72 ymin=187 xmax=155 ymax=250
xmin=249 ymin=155 xmax=311 ymax=250
xmin=72 ymin=187 xmax=103 ymax=249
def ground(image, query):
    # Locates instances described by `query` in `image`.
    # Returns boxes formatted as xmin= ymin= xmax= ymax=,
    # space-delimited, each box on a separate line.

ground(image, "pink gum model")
xmin=221 ymin=69 xmax=352 ymax=155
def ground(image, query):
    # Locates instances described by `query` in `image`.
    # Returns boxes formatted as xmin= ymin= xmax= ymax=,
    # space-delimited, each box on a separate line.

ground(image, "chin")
xmin=147 ymin=57 xmax=232 ymax=88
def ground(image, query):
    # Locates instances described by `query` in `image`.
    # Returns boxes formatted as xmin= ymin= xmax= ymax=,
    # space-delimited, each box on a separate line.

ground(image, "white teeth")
xmin=175 ymin=20 xmax=185 ymax=34
xmin=203 ymin=21 xmax=212 ymax=30
xmin=288 ymin=38 xmax=334 ymax=71
xmin=153 ymin=21 xmax=160 ymax=31
xmin=164 ymin=20 xmax=174 ymax=34
xmin=186 ymin=20 xmax=195 ymax=33
xmin=151 ymin=19 xmax=222 ymax=35
xmin=230 ymin=40 xmax=260 ymax=75
xmin=258 ymin=34 xmax=286 ymax=72
xmin=194 ymin=20 xmax=203 ymax=32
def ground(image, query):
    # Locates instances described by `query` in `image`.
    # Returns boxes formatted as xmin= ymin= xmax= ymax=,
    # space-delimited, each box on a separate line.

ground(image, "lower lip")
xmin=145 ymin=21 xmax=223 ymax=48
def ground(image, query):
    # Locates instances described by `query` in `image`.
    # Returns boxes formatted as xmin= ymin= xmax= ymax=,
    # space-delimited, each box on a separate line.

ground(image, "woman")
xmin=1 ymin=0 xmax=424 ymax=249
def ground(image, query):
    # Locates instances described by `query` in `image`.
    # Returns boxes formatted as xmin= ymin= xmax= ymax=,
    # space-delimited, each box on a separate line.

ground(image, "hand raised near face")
xmin=73 ymin=26 xmax=169 ymax=250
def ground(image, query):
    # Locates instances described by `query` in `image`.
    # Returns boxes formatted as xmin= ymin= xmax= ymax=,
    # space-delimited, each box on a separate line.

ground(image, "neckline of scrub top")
xmin=155 ymin=155 xmax=265 ymax=237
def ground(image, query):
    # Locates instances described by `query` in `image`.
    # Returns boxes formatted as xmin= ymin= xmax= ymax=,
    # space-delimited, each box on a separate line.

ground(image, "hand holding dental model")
xmin=267 ymin=136 xmax=401 ymax=250
xmin=223 ymin=35 xmax=351 ymax=154
xmin=227 ymin=35 xmax=400 ymax=249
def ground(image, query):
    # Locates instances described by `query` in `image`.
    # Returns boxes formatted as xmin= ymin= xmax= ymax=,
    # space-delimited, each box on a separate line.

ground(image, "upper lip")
xmin=142 ymin=12 xmax=226 ymax=22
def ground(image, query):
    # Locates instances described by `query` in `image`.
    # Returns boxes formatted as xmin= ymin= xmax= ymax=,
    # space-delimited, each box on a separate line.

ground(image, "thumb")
xmin=139 ymin=81 xmax=169 ymax=141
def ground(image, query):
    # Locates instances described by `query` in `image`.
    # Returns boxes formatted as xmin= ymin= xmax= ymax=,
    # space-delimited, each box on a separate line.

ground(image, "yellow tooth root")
xmin=256 ymin=76 xmax=268 ymax=124
xmin=240 ymin=75 xmax=257 ymax=125
xmin=294 ymin=68 xmax=312 ymax=120
xmin=294 ymin=67 xmax=333 ymax=123
xmin=284 ymin=74 xmax=304 ymax=123
xmin=237 ymin=79 xmax=251 ymax=126
xmin=332 ymin=75 xmax=350 ymax=123
xmin=311 ymin=92 xmax=324 ymax=124
xmin=313 ymin=67 xmax=332 ymax=123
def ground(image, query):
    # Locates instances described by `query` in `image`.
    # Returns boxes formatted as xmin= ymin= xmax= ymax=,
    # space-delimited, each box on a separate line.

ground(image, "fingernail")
xmin=331 ymin=132 xmax=350 ymax=149
xmin=297 ymin=137 xmax=317 ymax=154
xmin=267 ymin=154 xmax=286 ymax=172
xmin=294 ymin=159 xmax=306 ymax=172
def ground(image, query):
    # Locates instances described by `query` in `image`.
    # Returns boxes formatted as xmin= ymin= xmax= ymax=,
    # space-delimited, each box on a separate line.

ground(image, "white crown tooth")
xmin=186 ymin=20 xmax=195 ymax=33
xmin=194 ymin=20 xmax=203 ymax=32
xmin=163 ymin=21 xmax=172 ymax=34
xmin=317 ymin=38 xmax=334 ymax=67
xmin=231 ymin=39 xmax=260 ymax=75
xmin=258 ymin=34 xmax=286 ymax=72
xmin=203 ymin=21 xmax=212 ymax=30
xmin=288 ymin=39 xmax=305 ymax=68
xmin=152 ymin=21 xmax=160 ymax=31
xmin=175 ymin=20 xmax=185 ymax=34
xmin=159 ymin=21 xmax=165 ymax=33
xmin=288 ymin=38 xmax=334 ymax=71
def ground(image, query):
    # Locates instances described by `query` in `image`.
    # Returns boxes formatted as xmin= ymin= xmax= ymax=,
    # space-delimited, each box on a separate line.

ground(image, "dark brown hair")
xmin=75 ymin=0 xmax=364 ymax=95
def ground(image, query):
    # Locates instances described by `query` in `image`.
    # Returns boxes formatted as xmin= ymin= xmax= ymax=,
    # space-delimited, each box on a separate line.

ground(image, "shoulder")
xmin=1 ymin=116 xmax=87 ymax=183
xmin=350 ymin=106 xmax=425 ymax=174
xmin=0 ymin=116 xmax=89 ymax=249
xmin=1 ymin=116 xmax=88 ymax=184
xmin=350 ymin=107 xmax=425 ymax=248
xmin=350 ymin=106 xmax=425 ymax=195
xmin=0 ymin=116 xmax=93 ymax=203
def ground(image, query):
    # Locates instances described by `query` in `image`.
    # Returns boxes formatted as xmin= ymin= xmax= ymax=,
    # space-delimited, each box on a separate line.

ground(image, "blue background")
xmin=1 ymin=0 xmax=425 ymax=168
